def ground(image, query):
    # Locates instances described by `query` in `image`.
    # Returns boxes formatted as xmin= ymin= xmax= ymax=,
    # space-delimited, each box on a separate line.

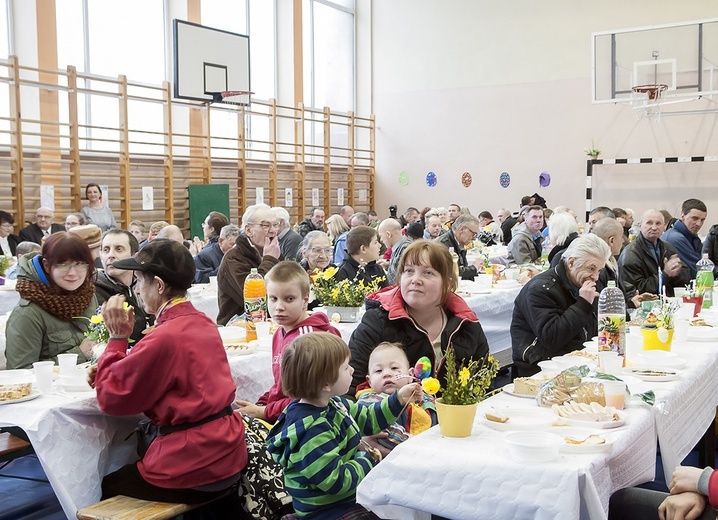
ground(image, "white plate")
xmin=0 ymin=389 xmax=41 ymax=405
xmin=225 ymin=341 xmax=259 ymax=356
xmin=559 ymin=410 xmax=628 ymax=429
xmin=582 ymin=341 xmax=598 ymax=352
xmin=552 ymin=427 xmax=616 ymax=453
xmin=623 ymin=368 xmax=680 ymax=382
xmin=632 ymin=350 xmax=686 ymax=369
xmin=538 ymin=360 xmax=561 ymax=372
xmin=502 ymin=383 xmax=537 ymax=399
xmin=551 ymin=356 xmax=598 ymax=372
xmin=481 ymin=408 xmax=553 ymax=431
xmin=687 ymin=326 xmax=718 ymax=342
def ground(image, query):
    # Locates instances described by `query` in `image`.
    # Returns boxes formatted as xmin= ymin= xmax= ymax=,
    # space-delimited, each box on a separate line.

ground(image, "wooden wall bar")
xmin=0 ymin=56 xmax=374 ymax=233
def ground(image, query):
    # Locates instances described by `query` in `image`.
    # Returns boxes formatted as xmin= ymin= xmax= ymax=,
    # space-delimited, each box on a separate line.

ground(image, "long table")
xmin=357 ymin=338 xmax=718 ymax=519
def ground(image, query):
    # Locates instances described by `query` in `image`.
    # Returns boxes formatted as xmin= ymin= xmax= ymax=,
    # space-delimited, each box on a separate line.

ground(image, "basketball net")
xmin=208 ymin=90 xmax=253 ymax=107
xmin=630 ymin=84 xmax=668 ymax=122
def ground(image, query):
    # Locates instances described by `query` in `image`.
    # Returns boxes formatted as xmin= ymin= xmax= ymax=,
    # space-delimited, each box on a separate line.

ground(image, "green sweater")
xmin=266 ymin=393 xmax=403 ymax=518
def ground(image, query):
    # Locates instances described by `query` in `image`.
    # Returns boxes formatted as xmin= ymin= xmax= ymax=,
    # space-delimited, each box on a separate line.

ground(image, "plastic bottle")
xmin=244 ymin=268 xmax=267 ymax=342
xmin=597 ymin=281 xmax=626 ymax=356
xmin=696 ymin=254 xmax=715 ymax=309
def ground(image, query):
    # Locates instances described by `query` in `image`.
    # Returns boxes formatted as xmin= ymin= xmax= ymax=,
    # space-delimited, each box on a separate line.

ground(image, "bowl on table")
xmin=504 ymin=431 xmax=564 ymax=462
xmin=59 ymin=369 xmax=92 ymax=392
xmin=218 ymin=326 xmax=247 ymax=345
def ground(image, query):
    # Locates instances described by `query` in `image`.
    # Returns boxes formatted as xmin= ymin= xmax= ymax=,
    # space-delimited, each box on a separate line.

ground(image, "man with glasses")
xmin=217 ymin=204 xmax=281 ymax=326
xmin=435 ymin=213 xmax=484 ymax=280
xmin=0 ymin=210 xmax=20 ymax=256
xmin=19 ymin=207 xmax=65 ymax=245
xmin=506 ymin=205 xmax=544 ymax=266
xmin=273 ymin=207 xmax=303 ymax=262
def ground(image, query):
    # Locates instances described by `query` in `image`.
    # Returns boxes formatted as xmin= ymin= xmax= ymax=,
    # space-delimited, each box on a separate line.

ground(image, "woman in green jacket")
xmin=5 ymin=232 xmax=98 ymax=369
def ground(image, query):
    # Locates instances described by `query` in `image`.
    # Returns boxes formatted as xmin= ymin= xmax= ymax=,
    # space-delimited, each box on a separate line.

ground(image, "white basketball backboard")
xmin=173 ymin=19 xmax=250 ymax=104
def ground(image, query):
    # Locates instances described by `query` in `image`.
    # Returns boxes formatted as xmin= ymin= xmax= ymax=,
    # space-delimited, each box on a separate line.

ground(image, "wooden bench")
xmin=0 ymin=432 xmax=30 ymax=458
xmin=76 ymin=495 xmax=204 ymax=520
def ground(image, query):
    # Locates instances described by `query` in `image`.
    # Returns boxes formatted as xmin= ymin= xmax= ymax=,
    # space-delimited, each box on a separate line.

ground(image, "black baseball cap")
xmin=112 ymin=238 xmax=195 ymax=291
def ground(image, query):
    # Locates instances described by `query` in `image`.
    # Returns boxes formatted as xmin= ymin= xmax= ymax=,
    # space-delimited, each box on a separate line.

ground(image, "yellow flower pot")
xmin=641 ymin=327 xmax=673 ymax=351
xmin=434 ymin=398 xmax=478 ymax=438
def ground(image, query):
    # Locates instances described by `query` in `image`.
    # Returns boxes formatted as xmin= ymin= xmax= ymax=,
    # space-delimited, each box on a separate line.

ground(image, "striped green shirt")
xmin=266 ymin=393 xmax=403 ymax=517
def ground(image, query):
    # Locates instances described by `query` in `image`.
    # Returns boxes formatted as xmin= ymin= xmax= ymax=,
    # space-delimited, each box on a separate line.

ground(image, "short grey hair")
xmin=241 ymin=203 xmax=273 ymax=229
xmin=451 ymin=213 xmax=480 ymax=231
xmin=548 ymin=213 xmax=579 ymax=246
xmin=272 ymin=207 xmax=291 ymax=227
xmin=300 ymin=230 xmax=329 ymax=255
xmin=562 ymin=234 xmax=611 ymax=267
xmin=220 ymin=224 xmax=241 ymax=240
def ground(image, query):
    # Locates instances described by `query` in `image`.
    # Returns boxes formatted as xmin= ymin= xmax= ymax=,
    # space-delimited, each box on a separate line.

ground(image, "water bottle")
xmin=696 ymin=254 xmax=714 ymax=309
xmin=244 ymin=268 xmax=267 ymax=342
xmin=597 ymin=281 xmax=626 ymax=356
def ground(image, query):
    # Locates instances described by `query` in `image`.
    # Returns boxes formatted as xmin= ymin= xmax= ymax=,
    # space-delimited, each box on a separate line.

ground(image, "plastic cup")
xmin=676 ymin=303 xmax=695 ymax=321
xmin=673 ymin=319 xmax=689 ymax=343
xmin=208 ymin=276 xmax=218 ymax=290
xmin=57 ymin=353 xmax=78 ymax=375
xmin=33 ymin=361 xmax=55 ymax=393
xmin=602 ymin=355 xmax=624 ymax=377
xmin=602 ymin=381 xmax=626 ymax=410
xmin=673 ymin=287 xmax=687 ymax=298
xmin=255 ymin=321 xmax=271 ymax=339
xmin=682 ymin=296 xmax=703 ymax=317
xmin=598 ymin=351 xmax=618 ymax=372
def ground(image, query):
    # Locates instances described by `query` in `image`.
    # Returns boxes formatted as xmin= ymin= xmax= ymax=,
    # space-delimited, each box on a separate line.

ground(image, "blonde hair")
xmin=265 ymin=260 xmax=311 ymax=296
xmin=281 ymin=333 xmax=350 ymax=400
xmin=326 ymin=214 xmax=349 ymax=241
xmin=368 ymin=342 xmax=409 ymax=368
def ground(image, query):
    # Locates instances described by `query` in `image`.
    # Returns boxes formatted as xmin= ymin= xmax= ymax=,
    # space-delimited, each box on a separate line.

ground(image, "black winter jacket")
xmin=348 ymin=286 xmax=490 ymax=395
xmin=702 ymin=224 xmax=718 ymax=277
xmin=511 ymin=261 xmax=596 ymax=377
xmin=618 ymin=232 xmax=691 ymax=297
xmin=434 ymin=230 xmax=478 ymax=280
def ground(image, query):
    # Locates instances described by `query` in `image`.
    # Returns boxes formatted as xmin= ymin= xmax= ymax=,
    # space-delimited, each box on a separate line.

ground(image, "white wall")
xmin=366 ymin=0 xmax=718 ymax=224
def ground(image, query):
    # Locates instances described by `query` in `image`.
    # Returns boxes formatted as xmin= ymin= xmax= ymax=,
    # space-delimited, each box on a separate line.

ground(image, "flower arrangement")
xmin=585 ymin=139 xmax=601 ymax=157
xmin=439 ymin=348 xmax=499 ymax=406
xmin=311 ymin=266 xmax=385 ymax=307
xmin=641 ymin=296 xmax=682 ymax=330
xmin=76 ymin=302 xmax=134 ymax=343
xmin=0 ymin=256 xmax=10 ymax=276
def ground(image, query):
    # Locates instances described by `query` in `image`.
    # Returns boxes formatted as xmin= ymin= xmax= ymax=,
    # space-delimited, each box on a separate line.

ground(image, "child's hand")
xmin=397 ymin=382 xmax=422 ymax=406
xmin=235 ymin=400 xmax=267 ymax=421
xmin=669 ymin=466 xmax=704 ymax=495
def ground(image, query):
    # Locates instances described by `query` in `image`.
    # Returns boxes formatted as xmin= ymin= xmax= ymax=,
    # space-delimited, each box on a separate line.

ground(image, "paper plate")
xmin=0 ymin=389 xmax=41 ymax=405
xmin=481 ymin=408 xmax=553 ymax=431
xmin=553 ymin=428 xmax=616 ymax=454
xmin=559 ymin=410 xmax=628 ymax=429
xmin=687 ymin=326 xmax=718 ymax=342
xmin=225 ymin=341 xmax=259 ymax=356
xmin=623 ymin=368 xmax=680 ymax=382
xmin=502 ymin=383 xmax=537 ymax=400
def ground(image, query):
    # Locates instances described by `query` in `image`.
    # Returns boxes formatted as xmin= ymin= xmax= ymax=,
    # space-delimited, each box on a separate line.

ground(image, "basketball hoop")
xmin=207 ymin=90 xmax=253 ymax=107
xmin=631 ymin=84 xmax=668 ymax=121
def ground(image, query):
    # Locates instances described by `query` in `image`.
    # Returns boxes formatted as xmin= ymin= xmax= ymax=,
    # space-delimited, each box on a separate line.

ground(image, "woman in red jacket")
xmin=91 ymin=239 xmax=247 ymax=510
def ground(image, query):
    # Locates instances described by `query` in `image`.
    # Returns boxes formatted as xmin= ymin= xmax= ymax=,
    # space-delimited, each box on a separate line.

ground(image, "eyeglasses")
xmin=251 ymin=221 xmax=280 ymax=230
xmin=466 ymin=227 xmax=480 ymax=239
xmin=0 ymin=222 xmax=13 ymax=228
xmin=310 ymin=247 xmax=333 ymax=256
xmin=54 ymin=262 xmax=89 ymax=274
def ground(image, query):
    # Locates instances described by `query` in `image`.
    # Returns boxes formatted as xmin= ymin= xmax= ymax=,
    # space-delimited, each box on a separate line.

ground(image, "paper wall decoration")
xmin=142 ymin=186 xmax=154 ymax=210
xmin=40 ymin=185 xmax=55 ymax=209
xmin=426 ymin=171 xmax=437 ymax=187
xmin=461 ymin=172 xmax=472 ymax=187
xmin=499 ymin=172 xmax=511 ymax=188
xmin=285 ymin=188 xmax=293 ymax=207
xmin=399 ymin=171 xmax=409 ymax=186
xmin=312 ymin=188 xmax=319 ymax=206
xmin=256 ymin=187 xmax=264 ymax=204
xmin=337 ymin=188 xmax=344 ymax=206
xmin=539 ymin=172 xmax=551 ymax=187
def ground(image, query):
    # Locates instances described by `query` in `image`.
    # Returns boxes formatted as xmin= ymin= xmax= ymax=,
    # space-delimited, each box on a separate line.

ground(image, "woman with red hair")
xmin=5 ymin=231 xmax=98 ymax=369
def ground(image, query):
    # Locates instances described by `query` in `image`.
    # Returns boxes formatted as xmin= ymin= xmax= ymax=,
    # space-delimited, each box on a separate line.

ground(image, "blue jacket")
xmin=332 ymin=231 xmax=349 ymax=264
xmin=194 ymin=240 xmax=224 ymax=283
xmin=662 ymin=220 xmax=703 ymax=277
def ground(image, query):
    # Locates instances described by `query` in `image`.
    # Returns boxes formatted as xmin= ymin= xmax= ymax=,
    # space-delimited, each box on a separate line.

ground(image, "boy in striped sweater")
xmin=266 ymin=332 xmax=421 ymax=519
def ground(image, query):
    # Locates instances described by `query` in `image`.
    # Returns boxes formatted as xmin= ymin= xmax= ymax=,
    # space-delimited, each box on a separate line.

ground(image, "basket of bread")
xmin=536 ymin=365 xmax=606 ymax=407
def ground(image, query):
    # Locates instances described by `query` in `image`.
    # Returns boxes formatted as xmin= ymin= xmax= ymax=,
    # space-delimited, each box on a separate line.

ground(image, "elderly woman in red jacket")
xmin=91 ymin=239 xmax=247 ymax=510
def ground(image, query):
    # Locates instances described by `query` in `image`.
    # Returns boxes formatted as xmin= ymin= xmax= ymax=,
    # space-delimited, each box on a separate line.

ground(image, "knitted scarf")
xmin=16 ymin=278 xmax=95 ymax=322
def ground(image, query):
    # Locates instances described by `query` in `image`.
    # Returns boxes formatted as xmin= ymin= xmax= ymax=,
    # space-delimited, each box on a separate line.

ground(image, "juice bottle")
xmin=244 ymin=268 xmax=266 ymax=342
xmin=696 ymin=254 xmax=714 ymax=309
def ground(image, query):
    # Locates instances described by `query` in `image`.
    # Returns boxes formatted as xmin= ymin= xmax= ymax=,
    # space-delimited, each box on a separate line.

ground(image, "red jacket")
xmin=709 ymin=471 xmax=718 ymax=508
xmin=95 ymin=302 xmax=247 ymax=488
xmin=257 ymin=312 xmax=341 ymax=422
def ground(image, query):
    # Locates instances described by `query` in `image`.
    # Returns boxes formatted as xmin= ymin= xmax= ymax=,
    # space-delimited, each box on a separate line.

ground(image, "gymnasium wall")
xmin=366 ymin=0 xmax=718 ymax=225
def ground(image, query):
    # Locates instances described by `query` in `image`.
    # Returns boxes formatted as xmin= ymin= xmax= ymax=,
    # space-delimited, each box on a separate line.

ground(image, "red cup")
xmin=682 ymin=295 xmax=703 ymax=317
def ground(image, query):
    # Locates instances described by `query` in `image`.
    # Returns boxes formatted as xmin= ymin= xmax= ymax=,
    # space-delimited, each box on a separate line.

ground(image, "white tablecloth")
xmin=187 ymin=284 xmax=219 ymax=322
xmin=358 ymin=339 xmax=718 ymax=519
xmin=0 ymin=390 xmax=141 ymax=519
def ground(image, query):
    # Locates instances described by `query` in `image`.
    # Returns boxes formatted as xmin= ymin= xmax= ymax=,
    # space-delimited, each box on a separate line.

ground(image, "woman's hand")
xmin=78 ymin=337 xmax=96 ymax=360
xmin=397 ymin=382 xmax=422 ymax=406
xmin=235 ymin=400 xmax=266 ymax=420
xmin=101 ymin=295 xmax=134 ymax=341
xmin=658 ymin=492 xmax=706 ymax=520
xmin=87 ymin=364 xmax=97 ymax=389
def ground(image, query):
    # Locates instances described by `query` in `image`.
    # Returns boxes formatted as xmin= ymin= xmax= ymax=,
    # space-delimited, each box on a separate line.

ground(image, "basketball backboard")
xmin=173 ymin=19 xmax=250 ymax=105
xmin=592 ymin=18 xmax=718 ymax=103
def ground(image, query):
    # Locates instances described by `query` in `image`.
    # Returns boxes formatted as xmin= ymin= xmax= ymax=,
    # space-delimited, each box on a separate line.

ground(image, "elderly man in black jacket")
xmin=434 ymin=213 xmax=484 ymax=280
xmin=618 ymin=209 xmax=691 ymax=297
xmin=511 ymin=234 xmax=611 ymax=377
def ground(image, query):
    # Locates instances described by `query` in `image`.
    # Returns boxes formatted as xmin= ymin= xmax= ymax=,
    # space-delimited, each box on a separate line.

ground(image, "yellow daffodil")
xmin=421 ymin=377 xmax=440 ymax=395
xmin=90 ymin=314 xmax=104 ymax=325
xmin=459 ymin=367 xmax=470 ymax=386
xmin=123 ymin=302 xmax=133 ymax=312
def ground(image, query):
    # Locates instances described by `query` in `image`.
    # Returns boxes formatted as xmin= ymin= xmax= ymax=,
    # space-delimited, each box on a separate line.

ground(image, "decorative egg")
xmin=657 ymin=327 xmax=669 ymax=343
xmin=330 ymin=312 xmax=341 ymax=324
